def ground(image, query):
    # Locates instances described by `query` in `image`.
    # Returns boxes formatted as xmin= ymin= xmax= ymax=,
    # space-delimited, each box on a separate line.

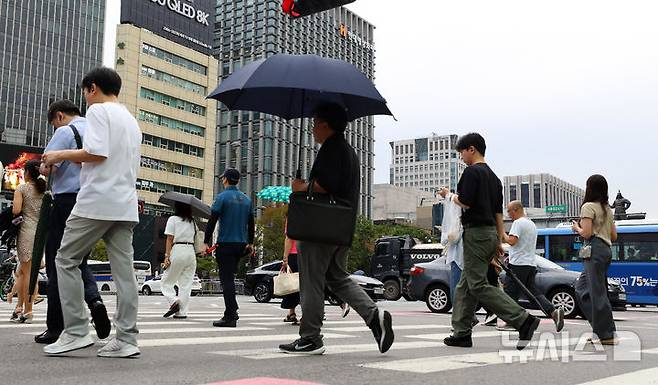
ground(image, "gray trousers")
xmin=56 ymin=215 xmax=139 ymax=346
xmin=298 ymin=241 xmax=377 ymax=345
xmin=575 ymin=237 xmax=616 ymax=340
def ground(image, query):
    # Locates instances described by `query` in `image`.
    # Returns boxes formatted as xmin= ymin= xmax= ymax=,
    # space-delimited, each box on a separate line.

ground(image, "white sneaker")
xmin=496 ymin=323 xmax=516 ymax=331
xmin=97 ymin=338 xmax=140 ymax=358
xmin=43 ymin=332 xmax=94 ymax=355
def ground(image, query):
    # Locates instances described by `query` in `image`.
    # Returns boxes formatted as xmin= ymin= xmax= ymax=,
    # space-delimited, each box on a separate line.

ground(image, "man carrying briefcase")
xmin=279 ymin=102 xmax=394 ymax=356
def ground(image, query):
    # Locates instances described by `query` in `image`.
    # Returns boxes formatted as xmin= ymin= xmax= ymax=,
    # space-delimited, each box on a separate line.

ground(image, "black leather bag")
xmin=287 ymin=180 xmax=356 ymax=246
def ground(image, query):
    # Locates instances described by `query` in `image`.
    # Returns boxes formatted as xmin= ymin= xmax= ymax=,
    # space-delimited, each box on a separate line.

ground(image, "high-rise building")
xmin=213 ymin=1 xmax=376 ymax=217
xmin=0 ymin=0 xmax=106 ymax=148
xmin=503 ymin=173 xmax=585 ymax=217
xmin=117 ymin=1 xmax=217 ymax=213
xmin=389 ymin=134 xmax=466 ymax=193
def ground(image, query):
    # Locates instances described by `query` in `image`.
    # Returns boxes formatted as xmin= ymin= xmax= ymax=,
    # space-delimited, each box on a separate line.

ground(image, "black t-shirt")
xmin=309 ymin=133 xmax=360 ymax=219
xmin=457 ymin=163 xmax=503 ymax=227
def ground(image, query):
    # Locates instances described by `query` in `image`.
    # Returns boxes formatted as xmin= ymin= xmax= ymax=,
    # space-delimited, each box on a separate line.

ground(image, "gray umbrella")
xmin=158 ymin=192 xmax=211 ymax=219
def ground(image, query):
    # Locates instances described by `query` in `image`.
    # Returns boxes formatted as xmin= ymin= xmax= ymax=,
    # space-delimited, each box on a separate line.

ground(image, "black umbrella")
xmin=158 ymin=192 xmax=211 ymax=219
xmin=207 ymin=53 xmax=393 ymax=178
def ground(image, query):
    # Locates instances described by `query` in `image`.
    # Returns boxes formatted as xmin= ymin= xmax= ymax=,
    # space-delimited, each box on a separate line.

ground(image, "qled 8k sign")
xmin=121 ymin=0 xmax=213 ymax=54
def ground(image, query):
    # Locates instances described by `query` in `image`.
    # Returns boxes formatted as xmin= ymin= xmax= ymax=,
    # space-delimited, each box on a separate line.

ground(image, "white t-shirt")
xmin=509 ymin=216 xmax=538 ymax=266
xmin=164 ymin=216 xmax=196 ymax=243
xmin=72 ymin=102 xmax=142 ymax=222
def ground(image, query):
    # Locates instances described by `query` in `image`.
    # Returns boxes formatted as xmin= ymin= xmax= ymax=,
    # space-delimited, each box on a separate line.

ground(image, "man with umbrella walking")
xmin=279 ymin=103 xmax=394 ymax=355
xmin=35 ymin=100 xmax=111 ymax=344
xmin=204 ymin=168 xmax=255 ymax=327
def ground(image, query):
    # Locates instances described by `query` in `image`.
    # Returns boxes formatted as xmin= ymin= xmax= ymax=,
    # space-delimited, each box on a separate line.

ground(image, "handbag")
xmin=579 ymin=239 xmax=592 ymax=259
xmin=273 ymin=266 xmax=300 ymax=296
xmin=193 ymin=221 xmax=205 ymax=255
xmin=287 ymin=179 xmax=356 ymax=246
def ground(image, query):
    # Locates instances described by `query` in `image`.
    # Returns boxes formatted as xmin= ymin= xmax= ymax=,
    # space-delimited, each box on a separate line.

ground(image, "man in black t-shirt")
xmin=278 ymin=103 xmax=394 ymax=356
xmin=444 ymin=133 xmax=539 ymax=351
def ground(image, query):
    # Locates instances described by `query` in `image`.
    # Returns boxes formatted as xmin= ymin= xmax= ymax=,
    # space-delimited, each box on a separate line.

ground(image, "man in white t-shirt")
xmin=42 ymin=67 xmax=142 ymax=358
xmin=501 ymin=200 xmax=563 ymax=332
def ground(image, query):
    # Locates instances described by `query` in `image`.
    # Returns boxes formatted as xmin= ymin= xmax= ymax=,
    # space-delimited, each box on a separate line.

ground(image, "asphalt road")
xmin=1 ymin=295 xmax=658 ymax=385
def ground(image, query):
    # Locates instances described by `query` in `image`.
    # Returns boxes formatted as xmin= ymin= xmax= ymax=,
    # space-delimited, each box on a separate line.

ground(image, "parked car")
xmin=406 ymin=255 xmax=627 ymax=318
xmin=245 ymin=260 xmax=385 ymax=303
xmin=141 ymin=274 xmax=202 ymax=296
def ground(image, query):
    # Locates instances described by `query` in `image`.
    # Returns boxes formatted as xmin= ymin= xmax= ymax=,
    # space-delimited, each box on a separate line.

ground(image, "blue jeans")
xmin=450 ymin=261 xmax=462 ymax=304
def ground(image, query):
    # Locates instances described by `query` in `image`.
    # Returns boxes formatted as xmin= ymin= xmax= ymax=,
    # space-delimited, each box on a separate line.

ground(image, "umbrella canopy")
xmin=158 ymin=192 xmax=211 ymax=219
xmin=257 ymin=185 xmax=293 ymax=203
xmin=208 ymin=54 xmax=393 ymax=121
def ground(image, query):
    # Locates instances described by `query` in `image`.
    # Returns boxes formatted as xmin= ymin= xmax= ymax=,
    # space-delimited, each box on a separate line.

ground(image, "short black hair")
xmin=82 ymin=67 xmax=122 ymax=96
xmin=313 ymin=102 xmax=348 ymax=132
xmin=47 ymin=100 xmax=81 ymax=123
xmin=456 ymin=133 xmax=486 ymax=156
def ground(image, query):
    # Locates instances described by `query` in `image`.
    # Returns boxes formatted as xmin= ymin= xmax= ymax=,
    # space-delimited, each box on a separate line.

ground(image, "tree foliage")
xmin=257 ymin=205 xmax=288 ymax=264
xmin=89 ymin=240 xmax=108 ymax=261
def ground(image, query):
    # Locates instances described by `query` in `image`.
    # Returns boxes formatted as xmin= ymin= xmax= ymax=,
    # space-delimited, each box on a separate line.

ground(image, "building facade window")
xmin=141 ymin=43 xmax=207 ymax=75
xmin=138 ymin=110 xmax=205 ymax=136
xmin=140 ymin=66 xmax=206 ymax=95
xmin=142 ymin=134 xmax=205 ymax=158
xmin=139 ymin=88 xmax=206 ymax=116
xmin=137 ymin=179 xmax=202 ymax=199
xmin=140 ymin=156 xmax=204 ymax=179
xmin=521 ymin=183 xmax=530 ymax=207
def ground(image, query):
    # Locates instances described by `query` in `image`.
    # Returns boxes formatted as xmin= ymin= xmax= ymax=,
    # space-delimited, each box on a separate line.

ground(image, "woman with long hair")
xmin=10 ymin=159 xmax=45 ymax=323
xmin=162 ymin=202 xmax=198 ymax=319
xmin=572 ymin=174 xmax=618 ymax=344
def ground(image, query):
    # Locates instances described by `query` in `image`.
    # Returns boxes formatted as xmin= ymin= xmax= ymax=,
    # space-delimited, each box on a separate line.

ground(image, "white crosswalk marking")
xmin=573 ymin=368 xmax=658 ymax=384
xmin=138 ymin=332 xmax=353 ymax=347
xmin=211 ymin=341 xmax=444 ymax=359
xmin=324 ymin=324 xmax=450 ymax=333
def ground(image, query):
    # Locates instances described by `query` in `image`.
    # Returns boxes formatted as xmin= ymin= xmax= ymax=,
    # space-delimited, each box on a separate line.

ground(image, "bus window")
xmin=548 ymin=235 xmax=582 ymax=262
xmin=536 ymin=235 xmax=546 ymax=257
xmin=616 ymin=233 xmax=658 ymax=262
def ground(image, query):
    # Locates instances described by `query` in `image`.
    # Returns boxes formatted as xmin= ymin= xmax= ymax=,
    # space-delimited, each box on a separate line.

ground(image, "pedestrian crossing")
xmin=1 ymin=297 xmax=658 ymax=384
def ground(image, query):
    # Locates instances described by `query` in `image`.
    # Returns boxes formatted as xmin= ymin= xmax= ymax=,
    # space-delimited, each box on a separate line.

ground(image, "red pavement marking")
xmin=202 ymin=377 xmax=327 ymax=385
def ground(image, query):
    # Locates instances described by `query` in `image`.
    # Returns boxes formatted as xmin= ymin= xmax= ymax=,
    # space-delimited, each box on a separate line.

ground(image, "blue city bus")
xmin=537 ymin=223 xmax=658 ymax=306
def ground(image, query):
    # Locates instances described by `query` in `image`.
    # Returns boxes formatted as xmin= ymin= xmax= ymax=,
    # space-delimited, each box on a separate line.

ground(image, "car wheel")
xmin=253 ymin=281 xmax=272 ymax=303
xmin=142 ymin=286 xmax=152 ymax=296
xmin=425 ymin=284 xmax=451 ymax=313
xmin=101 ymin=284 xmax=111 ymax=292
xmin=550 ymin=288 xmax=579 ymax=319
xmin=383 ymin=279 xmax=402 ymax=301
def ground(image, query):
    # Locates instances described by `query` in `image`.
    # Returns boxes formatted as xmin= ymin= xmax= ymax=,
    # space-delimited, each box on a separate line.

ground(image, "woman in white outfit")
xmin=162 ymin=202 xmax=198 ymax=319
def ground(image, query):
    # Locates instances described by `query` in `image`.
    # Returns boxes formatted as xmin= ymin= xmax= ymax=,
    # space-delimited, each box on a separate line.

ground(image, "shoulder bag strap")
xmin=69 ymin=124 xmax=83 ymax=150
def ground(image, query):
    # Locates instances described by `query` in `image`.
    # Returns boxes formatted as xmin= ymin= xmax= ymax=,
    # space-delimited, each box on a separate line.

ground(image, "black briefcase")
xmin=287 ymin=182 xmax=356 ymax=246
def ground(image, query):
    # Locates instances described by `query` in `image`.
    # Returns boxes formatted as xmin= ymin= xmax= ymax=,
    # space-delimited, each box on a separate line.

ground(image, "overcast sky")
xmin=104 ymin=0 xmax=658 ymax=217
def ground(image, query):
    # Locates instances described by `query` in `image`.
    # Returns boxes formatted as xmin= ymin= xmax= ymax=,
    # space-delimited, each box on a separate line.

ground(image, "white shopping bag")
xmin=273 ymin=266 xmax=300 ymax=296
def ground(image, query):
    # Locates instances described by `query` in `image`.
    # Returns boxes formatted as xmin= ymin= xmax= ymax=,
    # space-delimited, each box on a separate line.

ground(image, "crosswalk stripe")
xmin=642 ymin=348 xmax=658 ymax=354
xmin=407 ymin=331 xmax=504 ymax=340
xmin=210 ymin=341 xmax=444 ymax=359
xmin=22 ymin=326 xmax=270 ymax=336
xmin=249 ymin=320 xmax=365 ymax=326
xmin=138 ymin=332 xmax=353 ymax=347
xmin=573 ymin=368 xmax=658 ymax=384
xmin=324 ymin=324 xmax=450 ymax=333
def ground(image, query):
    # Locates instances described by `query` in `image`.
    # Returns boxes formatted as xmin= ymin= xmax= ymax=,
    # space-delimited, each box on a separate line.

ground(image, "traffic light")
xmin=282 ymin=0 xmax=356 ymax=18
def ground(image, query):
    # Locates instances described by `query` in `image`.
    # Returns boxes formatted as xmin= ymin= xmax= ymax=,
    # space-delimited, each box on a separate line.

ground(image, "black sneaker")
xmin=484 ymin=314 xmax=498 ymax=327
xmin=517 ymin=314 xmax=540 ymax=350
xmin=443 ymin=334 xmax=473 ymax=348
xmin=90 ymin=300 xmax=111 ymax=339
xmin=369 ymin=309 xmax=394 ymax=354
xmin=213 ymin=318 xmax=237 ymax=327
xmin=279 ymin=338 xmax=326 ymax=355
xmin=163 ymin=302 xmax=180 ymax=318
xmin=471 ymin=317 xmax=480 ymax=327
xmin=34 ymin=330 xmax=60 ymax=344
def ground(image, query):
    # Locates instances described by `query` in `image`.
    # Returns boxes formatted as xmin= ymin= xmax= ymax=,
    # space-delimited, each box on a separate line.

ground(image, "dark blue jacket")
xmin=204 ymin=186 xmax=254 ymax=245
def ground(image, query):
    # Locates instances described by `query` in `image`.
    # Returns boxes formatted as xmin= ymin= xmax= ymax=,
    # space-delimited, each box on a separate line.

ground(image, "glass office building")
xmin=214 ymin=0 xmax=376 ymax=217
xmin=0 ymin=0 xmax=106 ymax=147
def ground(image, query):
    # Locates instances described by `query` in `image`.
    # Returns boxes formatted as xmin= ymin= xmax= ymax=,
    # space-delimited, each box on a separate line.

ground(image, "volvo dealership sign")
xmin=121 ymin=0 xmax=213 ymax=54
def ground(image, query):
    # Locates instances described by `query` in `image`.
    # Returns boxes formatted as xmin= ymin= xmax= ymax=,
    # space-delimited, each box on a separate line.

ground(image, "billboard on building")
xmin=121 ymin=0 xmax=213 ymax=54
